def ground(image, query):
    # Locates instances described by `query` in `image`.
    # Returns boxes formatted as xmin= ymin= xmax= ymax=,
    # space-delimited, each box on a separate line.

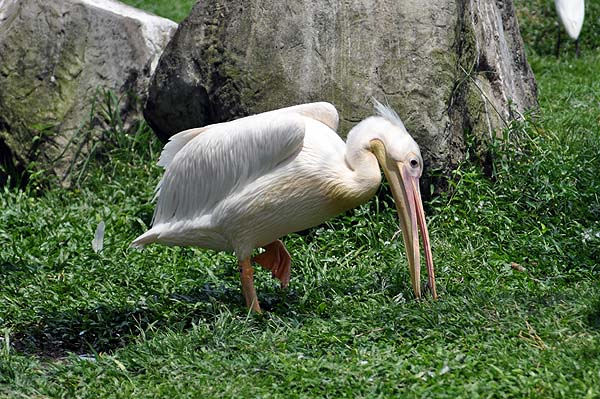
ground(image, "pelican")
xmin=132 ymin=101 xmax=436 ymax=312
xmin=555 ymin=0 xmax=585 ymax=57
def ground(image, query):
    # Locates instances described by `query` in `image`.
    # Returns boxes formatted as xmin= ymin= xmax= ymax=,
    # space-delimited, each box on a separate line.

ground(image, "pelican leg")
xmin=253 ymin=240 xmax=291 ymax=289
xmin=555 ymin=27 xmax=561 ymax=58
xmin=239 ymin=258 xmax=261 ymax=312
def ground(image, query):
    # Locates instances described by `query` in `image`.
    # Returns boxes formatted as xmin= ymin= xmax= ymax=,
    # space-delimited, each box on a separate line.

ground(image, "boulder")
xmin=0 ymin=0 xmax=177 ymax=185
xmin=145 ymin=0 xmax=537 ymax=185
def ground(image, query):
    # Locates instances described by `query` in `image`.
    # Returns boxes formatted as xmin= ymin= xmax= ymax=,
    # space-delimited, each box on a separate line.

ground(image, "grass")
xmin=119 ymin=0 xmax=196 ymax=22
xmin=1 ymin=2 xmax=600 ymax=398
xmin=515 ymin=0 xmax=600 ymax=57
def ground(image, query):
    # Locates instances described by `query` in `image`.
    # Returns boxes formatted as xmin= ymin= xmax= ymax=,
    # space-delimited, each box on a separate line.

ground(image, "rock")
xmin=145 ymin=0 xmax=537 ymax=185
xmin=0 ymin=0 xmax=177 ymax=185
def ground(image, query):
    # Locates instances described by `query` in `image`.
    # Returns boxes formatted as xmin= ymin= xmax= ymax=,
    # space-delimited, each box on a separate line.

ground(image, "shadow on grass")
xmin=10 ymin=282 xmax=295 ymax=358
xmin=11 ymin=266 xmax=599 ymax=358
xmin=587 ymin=298 xmax=600 ymax=331
xmin=0 ymin=260 xmax=44 ymax=276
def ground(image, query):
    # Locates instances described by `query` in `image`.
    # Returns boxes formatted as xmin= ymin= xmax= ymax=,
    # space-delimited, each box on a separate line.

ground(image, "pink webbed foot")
xmin=252 ymin=240 xmax=292 ymax=289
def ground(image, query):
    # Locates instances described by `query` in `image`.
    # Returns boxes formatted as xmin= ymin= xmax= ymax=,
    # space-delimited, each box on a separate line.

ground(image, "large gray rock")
xmin=145 ymin=0 xmax=537 ymax=184
xmin=0 ymin=0 xmax=177 ymax=184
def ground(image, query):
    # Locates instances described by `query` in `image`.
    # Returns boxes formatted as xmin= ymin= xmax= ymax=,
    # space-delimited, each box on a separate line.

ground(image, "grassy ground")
xmin=515 ymin=0 xmax=600 ymax=57
xmin=120 ymin=0 xmax=196 ymax=22
xmin=1 ymin=2 xmax=599 ymax=398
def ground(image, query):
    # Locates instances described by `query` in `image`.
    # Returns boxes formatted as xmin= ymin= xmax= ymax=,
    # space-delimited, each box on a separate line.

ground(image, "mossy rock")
xmin=145 ymin=0 xmax=537 ymax=186
xmin=0 ymin=0 xmax=177 ymax=185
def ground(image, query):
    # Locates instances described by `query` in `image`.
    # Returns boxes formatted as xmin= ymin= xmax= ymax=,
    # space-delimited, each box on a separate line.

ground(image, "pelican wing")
xmin=151 ymin=102 xmax=339 ymax=226
xmin=156 ymin=102 xmax=338 ymax=172
xmin=279 ymin=101 xmax=339 ymax=131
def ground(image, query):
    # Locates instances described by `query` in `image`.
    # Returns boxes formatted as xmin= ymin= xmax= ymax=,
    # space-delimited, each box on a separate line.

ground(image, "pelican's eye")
xmin=410 ymin=159 xmax=419 ymax=168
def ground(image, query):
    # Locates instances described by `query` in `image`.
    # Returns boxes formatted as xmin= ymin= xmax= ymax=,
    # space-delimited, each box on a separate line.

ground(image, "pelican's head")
xmin=364 ymin=100 xmax=437 ymax=300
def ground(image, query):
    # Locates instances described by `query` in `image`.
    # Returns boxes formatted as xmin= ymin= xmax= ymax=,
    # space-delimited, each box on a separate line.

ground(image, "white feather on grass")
xmin=92 ymin=221 xmax=105 ymax=253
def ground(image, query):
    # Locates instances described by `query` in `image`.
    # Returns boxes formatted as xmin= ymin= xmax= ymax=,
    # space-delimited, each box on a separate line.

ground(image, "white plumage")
xmin=132 ymin=101 xmax=436 ymax=311
xmin=555 ymin=0 xmax=585 ymax=40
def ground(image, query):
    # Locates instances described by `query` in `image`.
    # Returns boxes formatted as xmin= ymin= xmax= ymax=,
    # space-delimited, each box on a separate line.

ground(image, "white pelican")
xmin=132 ymin=101 xmax=436 ymax=312
xmin=555 ymin=0 xmax=585 ymax=57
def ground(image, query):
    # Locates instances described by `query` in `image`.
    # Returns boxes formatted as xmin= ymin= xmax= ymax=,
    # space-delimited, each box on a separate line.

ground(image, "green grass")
xmin=1 ymin=2 xmax=600 ymax=398
xmin=515 ymin=0 xmax=600 ymax=57
xmin=119 ymin=0 xmax=196 ymax=22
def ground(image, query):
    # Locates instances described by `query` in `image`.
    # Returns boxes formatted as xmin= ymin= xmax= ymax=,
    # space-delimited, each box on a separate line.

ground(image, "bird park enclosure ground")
xmin=1 ymin=1 xmax=599 ymax=398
